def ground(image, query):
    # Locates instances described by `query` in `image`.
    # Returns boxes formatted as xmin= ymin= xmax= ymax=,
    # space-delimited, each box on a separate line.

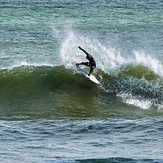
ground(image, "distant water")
xmin=0 ymin=0 xmax=163 ymax=162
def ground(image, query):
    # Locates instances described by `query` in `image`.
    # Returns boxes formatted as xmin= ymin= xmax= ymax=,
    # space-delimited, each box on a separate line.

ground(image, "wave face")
xmin=0 ymin=64 xmax=163 ymax=120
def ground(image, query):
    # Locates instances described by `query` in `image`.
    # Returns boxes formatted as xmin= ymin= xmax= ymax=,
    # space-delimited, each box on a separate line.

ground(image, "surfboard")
xmin=76 ymin=65 xmax=101 ymax=85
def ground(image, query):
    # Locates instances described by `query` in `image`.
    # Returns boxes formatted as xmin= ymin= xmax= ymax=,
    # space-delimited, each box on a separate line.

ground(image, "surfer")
xmin=76 ymin=46 xmax=96 ymax=76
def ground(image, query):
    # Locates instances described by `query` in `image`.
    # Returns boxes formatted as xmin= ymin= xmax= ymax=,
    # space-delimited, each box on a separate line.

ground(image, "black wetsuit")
xmin=77 ymin=47 xmax=96 ymax=76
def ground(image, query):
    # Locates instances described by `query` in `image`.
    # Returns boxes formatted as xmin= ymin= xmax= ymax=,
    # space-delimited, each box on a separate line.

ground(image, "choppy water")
xmin=0 ymin=0 xmax=163 ymax=162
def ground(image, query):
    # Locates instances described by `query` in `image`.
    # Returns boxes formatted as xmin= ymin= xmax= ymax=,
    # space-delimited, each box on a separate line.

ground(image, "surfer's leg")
xmin=88 ymin=67 xmax=93 ymax=76
xmin=88 ymin=64 xmax=96 ymax=76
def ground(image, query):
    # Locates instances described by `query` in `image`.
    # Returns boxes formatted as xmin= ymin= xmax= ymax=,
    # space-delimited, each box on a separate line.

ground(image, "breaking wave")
xmin=59 ymin=31 xmax=163 ymax=110
xmin=0 ymin=63 xmax=163 ymax=111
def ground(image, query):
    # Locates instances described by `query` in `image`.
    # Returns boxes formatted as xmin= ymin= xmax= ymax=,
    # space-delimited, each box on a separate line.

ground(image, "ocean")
xmin=0 ymin=0 xmax=163 ymax=162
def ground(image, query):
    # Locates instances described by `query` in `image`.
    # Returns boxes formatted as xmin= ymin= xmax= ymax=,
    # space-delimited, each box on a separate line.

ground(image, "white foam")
xmin=134 ymin=51 xmax=163 ymax=77
xmin=118 ymin=93 xmax=152 ymax=110
xmin=59 ymin=31 xmax=163 ymax=110
xmin=60 ymin=31 xmax=163 ymax=79
xmin=60 ymin=31 xmax=127 ymax=75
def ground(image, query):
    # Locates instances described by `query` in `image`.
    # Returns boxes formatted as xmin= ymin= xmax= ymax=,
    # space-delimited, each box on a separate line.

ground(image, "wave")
xmin=58 ymin=31 xmax=163 ymax=110
xmin=0 ymin=31 xmax=162 ymax=114
xmin=0 ymin=65 xmax=77 ymax=98
xmin=0 ymin=63 xmax=163 ymax=111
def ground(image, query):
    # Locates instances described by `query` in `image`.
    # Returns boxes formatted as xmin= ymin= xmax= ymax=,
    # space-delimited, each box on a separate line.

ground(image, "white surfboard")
xmin=76 ymin=65 xmax=101 ymax=85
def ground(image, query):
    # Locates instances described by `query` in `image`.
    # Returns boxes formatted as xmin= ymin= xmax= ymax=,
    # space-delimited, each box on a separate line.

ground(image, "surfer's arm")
xmin=78 ymin=46 xmax=90 ymax=57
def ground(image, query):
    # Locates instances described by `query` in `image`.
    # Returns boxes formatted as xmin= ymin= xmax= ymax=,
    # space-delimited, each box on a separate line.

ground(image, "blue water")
xmin=0 ymin=0 xmax=163 ymax=162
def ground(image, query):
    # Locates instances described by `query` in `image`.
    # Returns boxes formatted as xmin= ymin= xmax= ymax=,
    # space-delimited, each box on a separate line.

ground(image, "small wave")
xmin=46 ymin=158 xmax=163 ymax=163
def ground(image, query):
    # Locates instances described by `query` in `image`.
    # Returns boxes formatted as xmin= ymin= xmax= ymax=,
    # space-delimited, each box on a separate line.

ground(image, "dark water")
xmin=1 ymin=118 xmax=163 ymax=162
xmin=0 ymin=0 xmax=163 ymax=162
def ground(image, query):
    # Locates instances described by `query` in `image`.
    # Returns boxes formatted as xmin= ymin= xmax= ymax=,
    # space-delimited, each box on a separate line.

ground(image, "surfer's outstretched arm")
xmin=78 ymin=46 xmax=90 ymax=56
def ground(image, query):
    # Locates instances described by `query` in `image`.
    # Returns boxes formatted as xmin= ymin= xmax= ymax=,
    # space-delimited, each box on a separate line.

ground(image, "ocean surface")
xmin=0 ymin=0 xmax=163 ymax=162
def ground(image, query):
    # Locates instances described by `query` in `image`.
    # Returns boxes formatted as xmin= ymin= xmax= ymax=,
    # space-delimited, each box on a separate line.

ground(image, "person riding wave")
xmin=76 ymin=46 xmax=96 ymax=76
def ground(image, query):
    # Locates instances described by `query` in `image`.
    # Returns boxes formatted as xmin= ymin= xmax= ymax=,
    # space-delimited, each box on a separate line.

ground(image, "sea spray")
xmin=60 ymin=31 xmax=126 ymax=74
xmin=134 ymin=51 xmax=163 ymax=78
xmin=60 ymin=31 xmax=163 ymax=79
